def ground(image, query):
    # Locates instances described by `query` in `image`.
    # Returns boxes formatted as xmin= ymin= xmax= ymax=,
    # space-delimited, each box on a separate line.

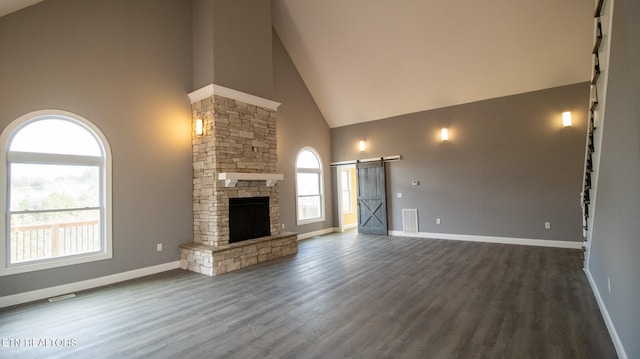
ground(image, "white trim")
xmin=335 ymin=163 xmax=357 ymax=232
xmin=359 ymin=157 xmax=385 ymax=163
xmin=336 ymin=164 xmax=357 ymax=232
xmin=330 ymin=160 xmax=357 ymax=166
xmin=297 ymin=227 xmax=338 ymax=241
xmin=388 ymin=231 xmax=583 ymax=249
xmin=585 ymin=268 xmax=629 ymax=359
xmin=217 ymin=172 xmax=283 ymax=187
xmin=0 ymin=261 xmax=180 ymax=309
xmin=8 ymin=152 xmax=102 ymax=165
xmin=1 ymin=252 xmax=112 ymax=277
xmin=336 ymin=165 xmax=345 ymax=231
xmin=340 ymin=168 xmax=354 ymax=214
xmin=188 ymin=84 xmax=281 ymax=111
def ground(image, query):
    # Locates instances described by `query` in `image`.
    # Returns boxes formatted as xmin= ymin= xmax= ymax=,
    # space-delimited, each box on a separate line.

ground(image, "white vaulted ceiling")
xmin=3 ymin=1 xmax=594 ymax=129
xmin=272 ymin=0 xmax=594 ymax=128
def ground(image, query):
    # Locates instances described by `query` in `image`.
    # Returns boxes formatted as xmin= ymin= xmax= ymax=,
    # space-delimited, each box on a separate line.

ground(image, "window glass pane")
xmin=341 ymin=171 xmax=351 ymax=189
xmin=341 ymin=171 xmax=352 ymax=212
xmin=2 ymin=112 xmax=110 ymax=273
xmin=9 ymin=210 xmax=100 ymax=264
xmin=295 ymin=147 xmax=323 ymax=223
xmin=342 ymin=191 xmax=351 ymax=212
xmin=10 ymin=164 xmax=99 ymax=211
xmin=10 ymin=119 xmax=101 ymax=156
xmin=298 ymin=196 xmax=321 ymax=220
xmin=296 ymin=150 xmax=320 ymax=169
xmin=297 ymin=173 xmax=320 ymax=196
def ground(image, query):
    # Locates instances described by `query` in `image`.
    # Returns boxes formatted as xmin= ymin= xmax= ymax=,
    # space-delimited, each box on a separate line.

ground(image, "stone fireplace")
xmin=180 ymin=84 xmax=298 ymax=276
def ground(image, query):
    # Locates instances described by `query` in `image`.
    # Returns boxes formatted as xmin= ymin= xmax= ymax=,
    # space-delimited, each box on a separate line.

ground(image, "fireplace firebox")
xmin=229 ymin=197 xmax=271 ymax=244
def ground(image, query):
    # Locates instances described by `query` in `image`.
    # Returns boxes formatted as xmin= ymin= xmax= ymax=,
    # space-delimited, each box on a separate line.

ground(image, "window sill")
xmin=0 ymin=251 xmax=112 ymax=277
xmin=296 ymin=217 xmax=326 ymax=226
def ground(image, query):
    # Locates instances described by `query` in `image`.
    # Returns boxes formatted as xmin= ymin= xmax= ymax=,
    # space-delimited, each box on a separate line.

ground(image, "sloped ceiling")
xmin=3 ymin=0 xmax=594 ymax=129
xmin=272 ymin=0 xmax=594 ymax=128
xmin=0 ymin=0 xmax=44 ymax=17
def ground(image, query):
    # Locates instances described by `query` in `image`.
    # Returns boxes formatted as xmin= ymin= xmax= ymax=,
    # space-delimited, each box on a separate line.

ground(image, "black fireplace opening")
xmin=229 ymin=197 xmax=271 ymax=244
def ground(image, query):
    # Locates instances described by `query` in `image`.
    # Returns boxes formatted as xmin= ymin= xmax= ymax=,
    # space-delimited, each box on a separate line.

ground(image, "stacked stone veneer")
xmin=192 ymin=94 xmax=280 ymax=246
xmin=180 ymin=92 xmax=297 ymax=276
xmin=180 ymin=233 xmax=298 ymax=276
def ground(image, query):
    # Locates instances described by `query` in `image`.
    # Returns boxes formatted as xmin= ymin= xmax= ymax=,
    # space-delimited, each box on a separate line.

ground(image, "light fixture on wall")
xmin=440 ymin=128 xmax=449 ymax=141
xmin=195 ymin=118 xmax=204 ymax=136
xmin=562 ymin=111 xmax=572 ymax=127
xmin=359 ymin=140 xmax=366 ymax=152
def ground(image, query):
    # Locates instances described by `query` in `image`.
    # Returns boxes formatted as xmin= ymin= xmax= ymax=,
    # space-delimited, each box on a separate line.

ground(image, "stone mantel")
xmin=218 ymin=172 xmax=284 ymax=187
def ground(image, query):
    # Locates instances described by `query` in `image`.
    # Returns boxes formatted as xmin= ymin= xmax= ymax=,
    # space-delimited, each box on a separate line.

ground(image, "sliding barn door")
xmin=357 ymin=161 xmax=388 ymax=235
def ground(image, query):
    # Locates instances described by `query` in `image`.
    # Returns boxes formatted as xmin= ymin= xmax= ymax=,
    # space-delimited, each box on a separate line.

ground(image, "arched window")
xmin=0 ymin=110 xmax=112 ymax=275
xmin=295 ymin=147 xmax=324 ymax=224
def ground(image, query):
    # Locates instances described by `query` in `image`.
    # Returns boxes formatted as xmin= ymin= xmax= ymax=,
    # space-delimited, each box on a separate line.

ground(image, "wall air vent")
xmin=402 ymin=209 xmax=418 ymax=233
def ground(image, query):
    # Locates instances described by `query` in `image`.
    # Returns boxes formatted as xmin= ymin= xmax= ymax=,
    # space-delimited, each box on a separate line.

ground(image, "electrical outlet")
xmin=156 ymin=243 xmax=162 ymax=252
xmin=436 ymin=218 xmax=441 ymax=224
xmin=281 ymin=223 xmax=285 ymax=230
xmin=397 ymin=193 xmax=402 ymax=198
xmin=545 ymin=222 xmax=551 ymax=229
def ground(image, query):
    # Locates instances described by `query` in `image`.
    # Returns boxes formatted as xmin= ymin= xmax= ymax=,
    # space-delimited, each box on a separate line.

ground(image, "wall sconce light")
xmin=440 ymin=128 xmax=449 ymax=141
xmin=562 ymin=111 xmax=572 ymax=127
xmin=195 ymin=118 xmax=204 ymax=136
xmin=359 ymin=140 xmax=366 ymax=152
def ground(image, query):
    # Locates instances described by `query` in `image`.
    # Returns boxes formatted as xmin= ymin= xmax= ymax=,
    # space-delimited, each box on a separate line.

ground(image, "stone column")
xmin=191 ymin=90 xmax=280 ymax=247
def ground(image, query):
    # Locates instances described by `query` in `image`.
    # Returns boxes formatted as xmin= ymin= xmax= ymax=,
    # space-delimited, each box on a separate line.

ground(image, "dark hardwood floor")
xmin=0 ymin=232 xmax=617 ymax=358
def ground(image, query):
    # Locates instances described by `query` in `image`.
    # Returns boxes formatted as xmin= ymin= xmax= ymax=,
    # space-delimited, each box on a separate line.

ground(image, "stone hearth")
xmin=180 ymin=233 xmax=297 ymax=276
xmin=180 ymin=84 xmax=297 ymax=276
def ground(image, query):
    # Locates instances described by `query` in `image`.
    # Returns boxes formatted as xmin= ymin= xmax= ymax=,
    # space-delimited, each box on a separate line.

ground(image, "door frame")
xmin=336 ymin=164 xmax=357 ymax=232
xmin=332 ymin=155 xmax=400 ymax=234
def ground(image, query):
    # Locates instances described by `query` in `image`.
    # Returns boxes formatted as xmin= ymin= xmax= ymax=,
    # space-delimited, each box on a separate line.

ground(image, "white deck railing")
xmin=10 ymin=220 xmax=100 ymax=263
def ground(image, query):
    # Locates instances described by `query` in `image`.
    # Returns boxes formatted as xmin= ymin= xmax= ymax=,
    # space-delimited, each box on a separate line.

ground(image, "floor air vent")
xmin=402 ymin=209 xmax=418 ymax=233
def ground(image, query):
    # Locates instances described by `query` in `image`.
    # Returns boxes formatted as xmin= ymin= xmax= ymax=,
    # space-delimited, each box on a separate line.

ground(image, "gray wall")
xmin=273 ymin=31 xmax=334 ymax=235
xmin=193 ymin=0 xmax=273 ymax=99
xmin=212 ymin=0 xmax=273 ymax=99
xmin=331 ymin=83 xmax=588 ymax=242
xmin=587 ymin=0 xmax=640 ymax=356
xmin=192 ymin=0 xmax=214 ymax=89
xmin=0 ymin=0 xmax=193 ymax=296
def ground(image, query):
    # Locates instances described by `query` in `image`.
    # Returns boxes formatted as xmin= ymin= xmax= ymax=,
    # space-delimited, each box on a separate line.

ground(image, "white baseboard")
xmin=297 ymin=227 xmax=338 ymax=240
xmin=388 ymin=230 xmax=583 ymax=249
xmin=585 ymin=268 xmax=628 ymax=359
xmin=0 ymin=261 xmax=180 ymax=309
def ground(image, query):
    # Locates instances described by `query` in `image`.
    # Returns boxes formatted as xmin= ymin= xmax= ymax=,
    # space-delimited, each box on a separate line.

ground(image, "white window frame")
xmin=295 ymin=147 xmax=325 ymax=225
xmin=341 ymin=168 xmax=353 ymax=214
xmin=0 ymin=110 xmax=113 ymax=276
